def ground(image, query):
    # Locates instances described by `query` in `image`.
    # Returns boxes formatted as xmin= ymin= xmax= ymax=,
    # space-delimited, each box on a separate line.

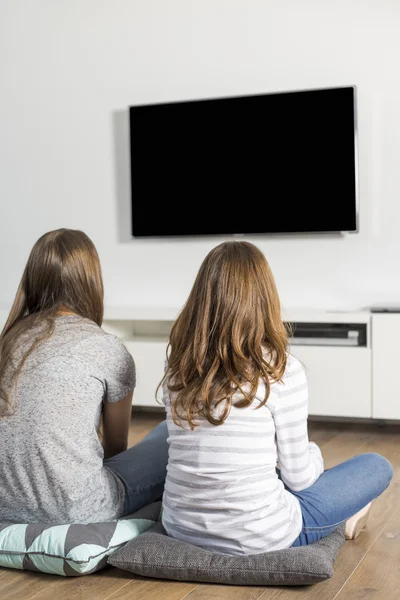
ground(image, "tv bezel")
xmin=128 ymin=85 xmax=359 ymax=237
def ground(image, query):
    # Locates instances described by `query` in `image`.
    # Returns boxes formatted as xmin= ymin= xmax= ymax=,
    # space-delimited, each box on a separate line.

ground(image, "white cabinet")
xmin=0 ymin=309 xmax=7 ymax=333
xmin=292 ymin=346 xmax=372 ymax=418
xmin=125 ymin=339 xmax=167 ymax=407
xmin=372 ymin=314 xmax=400 ymax=420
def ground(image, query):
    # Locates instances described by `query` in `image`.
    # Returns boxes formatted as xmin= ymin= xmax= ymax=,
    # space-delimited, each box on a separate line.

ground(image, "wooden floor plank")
xmin=184 ymin=583 xmax=267 ymax=599
xmin=105 ymin=578 xmax=198 ymax=600
xmin=128 ymin=412 xmax=163 ymax=446
xmin=335 ymin=508 xmax=400 ymax=600
xmin=307 ymin=422 xmax=343 ymax=449
xmin=27 ymin=568 xmax=132 ymax=600
xmin=0 ymin=569 xmax=60 ymax=600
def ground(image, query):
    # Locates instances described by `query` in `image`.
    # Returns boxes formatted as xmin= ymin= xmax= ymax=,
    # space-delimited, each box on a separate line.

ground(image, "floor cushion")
xmin=108 ymin=521 xmax=346 ymax=586
xmin=0 ymin=502 xmax=160 ymax=576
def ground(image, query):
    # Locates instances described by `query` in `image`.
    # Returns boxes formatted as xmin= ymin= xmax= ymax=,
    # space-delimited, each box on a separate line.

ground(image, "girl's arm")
xmin=100 ymin=336 xmax=136 ymax=458
xmin=268 ymin=357 xmax=324 ymax=492
xmin=102 ymin=391 xmax=133 ymax=458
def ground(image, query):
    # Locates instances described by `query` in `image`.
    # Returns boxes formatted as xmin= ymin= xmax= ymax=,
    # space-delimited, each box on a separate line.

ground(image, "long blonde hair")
xmin=0 ymin=229 xmax=104 ymax=416
xmin=162 ymin=241 xmax=288 ymax=428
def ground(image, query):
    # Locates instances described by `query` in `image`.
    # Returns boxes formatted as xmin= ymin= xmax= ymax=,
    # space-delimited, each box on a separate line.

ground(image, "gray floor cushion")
xmin=108 ymin=522 xmax=345 ymax=586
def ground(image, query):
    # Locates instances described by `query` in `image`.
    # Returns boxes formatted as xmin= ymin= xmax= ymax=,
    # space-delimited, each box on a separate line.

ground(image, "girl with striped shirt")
xmin=161 ymin=241 xmax=393 ymax=555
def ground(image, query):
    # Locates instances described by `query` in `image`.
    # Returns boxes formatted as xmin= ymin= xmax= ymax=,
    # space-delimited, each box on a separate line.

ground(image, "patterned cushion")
xmin=108 ymin=521 xmax=346 ymax=586
xmin=0 ymin=502 xmax=160 ymax=576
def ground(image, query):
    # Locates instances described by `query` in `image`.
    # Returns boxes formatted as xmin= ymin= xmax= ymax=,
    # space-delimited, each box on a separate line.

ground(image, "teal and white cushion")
xmin=0 ymin=501 xmax=160 ymax=576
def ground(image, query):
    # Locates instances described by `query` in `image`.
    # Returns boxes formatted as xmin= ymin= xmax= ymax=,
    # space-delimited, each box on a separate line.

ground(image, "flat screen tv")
xmin=129 ymin=86 xmax=358 ymax=237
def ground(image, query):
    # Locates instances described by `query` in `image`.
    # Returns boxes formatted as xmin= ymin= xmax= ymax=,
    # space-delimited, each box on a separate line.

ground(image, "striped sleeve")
xmin=161 ymin=360 xmax=170 ymax=407
xmin=268 ymin=356 xmax=324 ymax=492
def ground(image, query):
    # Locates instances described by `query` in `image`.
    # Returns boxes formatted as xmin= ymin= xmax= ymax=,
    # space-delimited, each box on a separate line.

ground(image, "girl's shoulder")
xmin=269 ymin=353 xmax=306 ymax=399
xmin=61 ymin=320 xmax=135 ymax=372
xmin=78 ymin=329 xmax=136 ymax=392
xmin=84 ymin=328 xmax=134 ymax=364
xmin=282 ymin=353 xmax=305 ymax=380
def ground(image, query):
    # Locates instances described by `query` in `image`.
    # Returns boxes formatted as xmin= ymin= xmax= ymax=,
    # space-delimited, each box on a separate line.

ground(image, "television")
xmin=129 ymin=86 xmax=358 ymax=237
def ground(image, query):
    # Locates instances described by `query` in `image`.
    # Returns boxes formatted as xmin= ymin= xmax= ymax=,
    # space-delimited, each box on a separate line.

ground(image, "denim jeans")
xmin=104 ymin=421 xmax=169 ymax=516
xmin=290 ymin=452 xmax=394 ymax=546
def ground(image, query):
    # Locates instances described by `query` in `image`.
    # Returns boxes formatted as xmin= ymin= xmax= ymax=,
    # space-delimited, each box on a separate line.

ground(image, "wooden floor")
xmin=1 ymin=414 xmax=399 ymax=600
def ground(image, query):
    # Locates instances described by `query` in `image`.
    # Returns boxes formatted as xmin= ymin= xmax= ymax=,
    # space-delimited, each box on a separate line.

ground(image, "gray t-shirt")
xmin=0 ymin=315 xmax=136 ymax=524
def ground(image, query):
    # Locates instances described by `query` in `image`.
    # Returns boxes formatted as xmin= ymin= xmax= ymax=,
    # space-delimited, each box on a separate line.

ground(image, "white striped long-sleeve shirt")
xmin=162 ymin=354 xmax=324 ymax=555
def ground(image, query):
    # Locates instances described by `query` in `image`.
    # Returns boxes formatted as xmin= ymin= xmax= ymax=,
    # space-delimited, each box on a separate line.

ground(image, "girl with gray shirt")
xmin=0 ymin=229 xmax=168 ymax=524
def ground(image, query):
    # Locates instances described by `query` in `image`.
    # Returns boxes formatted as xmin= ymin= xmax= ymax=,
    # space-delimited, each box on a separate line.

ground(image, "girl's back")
xmin=162 ymin=354 xmax=322 ymax=555
xmin=0 ymin=315 xmax=133 ymax=524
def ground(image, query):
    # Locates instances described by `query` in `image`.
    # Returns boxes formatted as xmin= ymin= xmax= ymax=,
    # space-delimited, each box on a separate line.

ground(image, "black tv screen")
xmin=129 ymin=86 xmax=357 ymax=237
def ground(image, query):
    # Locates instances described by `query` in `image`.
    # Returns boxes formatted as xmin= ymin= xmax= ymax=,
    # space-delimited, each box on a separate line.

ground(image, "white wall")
xmin=1 ymin=0 xmax=400 ymax=313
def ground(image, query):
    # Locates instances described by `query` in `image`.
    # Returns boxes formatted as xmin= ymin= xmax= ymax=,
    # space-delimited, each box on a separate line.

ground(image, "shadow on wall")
xmin=112 ymin=110 xmax=132 ymax=243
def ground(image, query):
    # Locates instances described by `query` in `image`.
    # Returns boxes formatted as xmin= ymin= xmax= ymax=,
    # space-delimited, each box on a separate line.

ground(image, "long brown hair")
xmin=163 ymin=241 xmax=288 ymax=428
xmin=0 ymin=229 xmax=104 ymax=416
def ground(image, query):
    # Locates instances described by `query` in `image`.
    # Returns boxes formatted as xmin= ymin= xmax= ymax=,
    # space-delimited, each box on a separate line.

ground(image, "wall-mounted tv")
xmin=129 ymin=86 xmax=358 ymax=237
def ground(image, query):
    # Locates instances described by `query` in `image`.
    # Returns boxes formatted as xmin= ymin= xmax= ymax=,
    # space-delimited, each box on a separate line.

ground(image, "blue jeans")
xmin=104 ymin=421 xmax=169 ymax=515
xmin=289 ymin=452 xmax=394 ymax=546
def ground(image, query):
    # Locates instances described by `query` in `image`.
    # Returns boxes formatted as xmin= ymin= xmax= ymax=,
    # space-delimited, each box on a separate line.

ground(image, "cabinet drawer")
xmin=291 ymin=346 xmax=372 ymax=418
